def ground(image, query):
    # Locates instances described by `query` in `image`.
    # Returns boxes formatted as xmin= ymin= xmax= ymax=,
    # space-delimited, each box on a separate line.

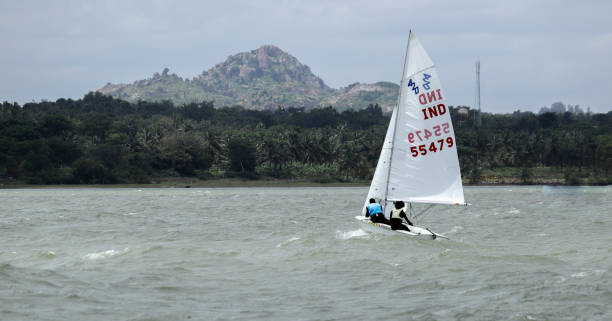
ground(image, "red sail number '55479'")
xmin=410 ymin=137 xmax=454 ymax=157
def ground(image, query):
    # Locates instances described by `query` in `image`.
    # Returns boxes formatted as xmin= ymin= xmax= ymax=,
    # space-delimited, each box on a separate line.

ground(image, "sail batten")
xmin=405 ymin=66 xmax=436 ymax=80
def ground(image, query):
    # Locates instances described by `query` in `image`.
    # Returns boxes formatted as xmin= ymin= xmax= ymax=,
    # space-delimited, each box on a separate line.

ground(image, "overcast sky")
xmin=2 ymin=0 xmax=611 ymax=113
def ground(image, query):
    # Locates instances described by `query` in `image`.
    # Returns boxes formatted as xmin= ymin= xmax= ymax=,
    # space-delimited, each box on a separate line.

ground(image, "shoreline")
xmin=1 ymin=177 xmax=608 ymax=189
xmin=0 ymin=178 xmax=369 ymax=189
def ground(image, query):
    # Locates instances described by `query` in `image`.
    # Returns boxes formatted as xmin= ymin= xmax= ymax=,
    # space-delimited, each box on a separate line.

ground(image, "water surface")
xmin=1 ymin=186 xmax=610 ymax=320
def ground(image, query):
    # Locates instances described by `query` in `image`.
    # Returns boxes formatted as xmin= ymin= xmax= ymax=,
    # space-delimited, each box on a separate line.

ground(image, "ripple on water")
xmin=276 ymin=237 xmax=300 ymax=247
xmin=0 ymin=186 xmax=610 ymax=321
xmin=335 ymin=229 xmax=369 ymax=240
xmin=82 ymin=248 xmax=129 ymax=261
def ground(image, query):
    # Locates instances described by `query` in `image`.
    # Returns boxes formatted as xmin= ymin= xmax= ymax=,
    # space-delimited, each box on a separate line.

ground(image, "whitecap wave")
xmin=276 ymin=237 xmax=300 ymax=248
xmin=335 ymin=229 xmax=368 ymax=240
xmin=83 ymin=248 xmax=129 ymax=260
xmin=41 ymin=251 xmax=56 ymax=258
xmin=571 ymin=270 xmax=606 ymax=278
xmin=446 ymin=226 xmax=463 ymax=234
xmin=508 ymin=207 xmax=520 ymax=214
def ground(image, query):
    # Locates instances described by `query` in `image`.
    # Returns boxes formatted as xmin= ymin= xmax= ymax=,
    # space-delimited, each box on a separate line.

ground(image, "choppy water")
xmin=1 ymin=186 xmax=610 ymax=321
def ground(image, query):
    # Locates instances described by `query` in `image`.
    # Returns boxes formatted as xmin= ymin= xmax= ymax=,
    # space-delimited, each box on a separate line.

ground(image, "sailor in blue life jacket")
xmin=389 ymin=200 xmax=414 ymax=231
xmin=365 ymin=198 xmax=390 ymax=225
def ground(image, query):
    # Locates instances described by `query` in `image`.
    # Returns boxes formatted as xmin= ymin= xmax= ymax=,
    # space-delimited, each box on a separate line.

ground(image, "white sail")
xmin=386 ymin=32 xmax=465 ymax=205
xmin=362 ymin=107 xmax=397 ymax=215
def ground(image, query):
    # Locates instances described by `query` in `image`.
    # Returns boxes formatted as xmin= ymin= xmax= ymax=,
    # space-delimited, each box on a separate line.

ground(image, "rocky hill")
xmin=98 ymin=45 xmax=398 ymax=111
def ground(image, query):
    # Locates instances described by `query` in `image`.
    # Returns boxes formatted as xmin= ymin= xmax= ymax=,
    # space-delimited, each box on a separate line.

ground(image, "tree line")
xmin=1 ymin=92 xmax=611 ymax=185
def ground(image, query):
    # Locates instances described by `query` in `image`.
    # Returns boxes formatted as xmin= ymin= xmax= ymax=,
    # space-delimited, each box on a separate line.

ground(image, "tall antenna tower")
xmin=475 ymin=60 xmax=482 ymax=126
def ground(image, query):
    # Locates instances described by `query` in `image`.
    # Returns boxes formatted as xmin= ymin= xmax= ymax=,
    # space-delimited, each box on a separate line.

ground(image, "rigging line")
xmin=413 ymin=203 xmax=436 ymax=220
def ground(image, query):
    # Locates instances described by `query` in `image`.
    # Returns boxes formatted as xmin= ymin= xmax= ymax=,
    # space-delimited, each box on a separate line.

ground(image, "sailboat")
xmin=355 ymin=31 xmax=467 ymax=240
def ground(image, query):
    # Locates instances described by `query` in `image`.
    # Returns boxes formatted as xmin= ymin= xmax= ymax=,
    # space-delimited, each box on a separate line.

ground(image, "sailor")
xmin=389 ymin=201 xmax=414 ymax=231
xmin=365 ymin=198 xmax=390 ymax=225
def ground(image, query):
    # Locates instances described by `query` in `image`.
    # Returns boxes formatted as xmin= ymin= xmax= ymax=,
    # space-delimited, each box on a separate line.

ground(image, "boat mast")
xmin=383 ymin=31 xmax=412 ymax=213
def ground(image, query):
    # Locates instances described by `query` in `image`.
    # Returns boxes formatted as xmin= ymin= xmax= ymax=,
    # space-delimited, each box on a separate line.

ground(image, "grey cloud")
xmin=1 ymin=0 xmax=611 ymax=112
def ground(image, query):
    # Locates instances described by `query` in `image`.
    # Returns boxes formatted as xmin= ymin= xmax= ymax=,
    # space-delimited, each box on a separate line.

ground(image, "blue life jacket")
xmin=367 ymin=203 xmax=383 ymax=216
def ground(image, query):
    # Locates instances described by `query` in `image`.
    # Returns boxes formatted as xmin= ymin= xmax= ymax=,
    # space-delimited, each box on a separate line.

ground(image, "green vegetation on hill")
xmin=1 ymin=93 xmax=611 ymax=186
xmin=98 ymin=45 xmax=398 ymax=111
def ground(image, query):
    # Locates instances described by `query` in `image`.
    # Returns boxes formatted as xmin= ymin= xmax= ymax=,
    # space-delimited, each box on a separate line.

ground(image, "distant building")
xmin=550 ymin=102 xmax=565 ymax=113
xmin=456 ymin=107 xmax=469 ymax=127
xmin=538 ymin=101 xmax=584 ymax=114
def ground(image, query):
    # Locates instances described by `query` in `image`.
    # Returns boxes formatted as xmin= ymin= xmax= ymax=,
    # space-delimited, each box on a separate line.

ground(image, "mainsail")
xmin=365 ymin=31 xmax=465 ymax=212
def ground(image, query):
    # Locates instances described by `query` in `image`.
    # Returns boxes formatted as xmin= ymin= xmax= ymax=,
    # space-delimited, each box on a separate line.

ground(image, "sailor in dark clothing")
xmin=365 ymin=198 xmax=390 ymax=225
xmin=389 ymin=201 xmax=414 ymax=231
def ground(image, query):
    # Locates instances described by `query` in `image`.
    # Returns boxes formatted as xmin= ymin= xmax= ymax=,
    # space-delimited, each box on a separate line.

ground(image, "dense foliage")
xmin=1 ymin=92 xmax=611 ymax=185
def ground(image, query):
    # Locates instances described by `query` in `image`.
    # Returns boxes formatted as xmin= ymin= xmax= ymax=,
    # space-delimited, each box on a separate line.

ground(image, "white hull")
xmin=354 ymin=216 xmax=446 ymax=240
